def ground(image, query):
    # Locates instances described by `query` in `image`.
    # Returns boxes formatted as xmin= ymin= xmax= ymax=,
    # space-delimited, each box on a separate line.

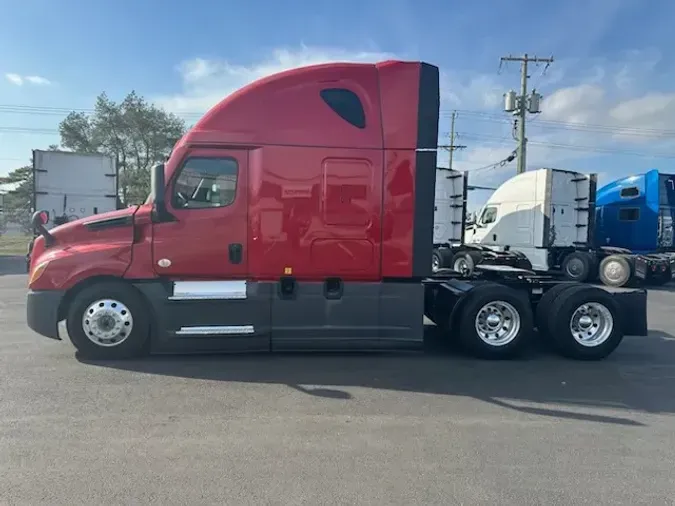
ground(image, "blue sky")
xmin=2 ymin=0 xmax=675 ymax=210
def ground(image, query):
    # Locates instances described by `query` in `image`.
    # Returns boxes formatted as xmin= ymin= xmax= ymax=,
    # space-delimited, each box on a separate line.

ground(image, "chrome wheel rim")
xmin=603 ymin=260 xmax=627 ymax=283
xmin=82 ymin=299 xmax=134 ymax=347
xmin=454 ymin=257 xmax=468 ymax=273
xmin=474 ymin=301 xmax=521 ymax=346
xmin=569 ymin=302 xmax=613 ymax=347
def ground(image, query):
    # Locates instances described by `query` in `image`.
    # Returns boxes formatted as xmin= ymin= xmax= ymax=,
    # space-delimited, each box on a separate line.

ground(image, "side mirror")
xmin=151 ymin=163 xmax=166 ymax=206
xmin=32 ymin=210 xmax=49 ymax=227
xmin=31 ymin=210 xmax=55 ymax=246
xmin=151 ymin=163 xmax=173 ymax=222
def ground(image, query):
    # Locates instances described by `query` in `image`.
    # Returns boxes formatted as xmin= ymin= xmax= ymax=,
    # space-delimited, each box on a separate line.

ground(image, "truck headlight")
xmin=28 ymin=260 xmax=50 ymax=286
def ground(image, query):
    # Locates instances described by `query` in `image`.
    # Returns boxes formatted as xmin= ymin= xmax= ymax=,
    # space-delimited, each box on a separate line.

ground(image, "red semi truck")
xmin=26 ymin=60 xmax=648 ymax=360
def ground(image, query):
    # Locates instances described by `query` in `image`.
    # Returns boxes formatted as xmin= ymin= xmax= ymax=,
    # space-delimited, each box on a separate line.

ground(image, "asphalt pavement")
xmin=1 ymin=258 xmax=675 ymax=505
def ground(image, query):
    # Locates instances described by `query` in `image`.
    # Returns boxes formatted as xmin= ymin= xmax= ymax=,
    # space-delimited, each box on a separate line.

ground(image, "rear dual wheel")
xmin=536 ymin=284 xmax=623 ymax=360
xmin=432 ymin=248 xmax=453 ymax=273
xmin=452 ymin=250 xmax=482 ymax=276
xmin=562 ymin=252 xmax=596 ymax=282
xmin=454 ymin=284 xmax=533 ymax=359
xmin=598 ymin=254 xmax=632 ymax=287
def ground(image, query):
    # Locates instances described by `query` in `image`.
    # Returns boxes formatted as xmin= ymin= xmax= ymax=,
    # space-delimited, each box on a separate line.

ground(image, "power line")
xmin=2 ymin=102 xmax=675 ymax=137
xmin=444 ymin=109 xmax=675 ymax=137
xmin=458 ymin=132 xmax=675 ymax=158
xmin=467 ymin=150 xmax=518 ymax=174
xmin=449 ymin=113 xmax=675 ymax=139
xmin=0 ymin=103 xmax=203 ymax=118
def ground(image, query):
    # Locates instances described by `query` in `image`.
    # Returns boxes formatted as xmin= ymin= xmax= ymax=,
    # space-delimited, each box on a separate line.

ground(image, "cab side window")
xmin=480 ymin=206 xmax=498 ymax=224
xmin=172 ymin=157 xmax=238 ymax=209
xmin=620 ymin=186 xmax=639 ymax=198
xmin=320 ymin=88 xmax=366 ymax=129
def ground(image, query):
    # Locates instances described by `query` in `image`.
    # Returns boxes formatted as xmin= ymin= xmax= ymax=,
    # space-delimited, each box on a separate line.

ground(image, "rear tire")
xmin=452 ymin=251 xmax=482 ymax=276
xmin=535 ymin=282 xmax=582 ymax=337
xmin=456 ymin=284 xmax=533 ymax=359
xmin=598 ymin=254 xmax=632 ymax=287
xmin=66 ymin=281 xmax=150 ymax=360
xmin=548 ymin=285 xmax=623 ymax=360
xmin=561 ymin=251 xmax=593 ymax=282
xmin=432 ymin=248 xmax=453 ymax=273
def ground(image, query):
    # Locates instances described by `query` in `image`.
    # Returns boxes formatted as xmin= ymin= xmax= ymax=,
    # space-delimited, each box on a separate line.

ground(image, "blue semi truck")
xmin=594 ymin=169 xmax=675 ymax=286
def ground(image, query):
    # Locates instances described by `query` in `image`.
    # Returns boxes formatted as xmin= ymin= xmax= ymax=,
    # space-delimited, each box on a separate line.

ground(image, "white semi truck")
xmin=32 ymin=150 xmax=118 ymax=227
xmin=26 ymin=150 xmax=118 ymax=269
xmin=432 ymin=167 xmax=672 ymax=287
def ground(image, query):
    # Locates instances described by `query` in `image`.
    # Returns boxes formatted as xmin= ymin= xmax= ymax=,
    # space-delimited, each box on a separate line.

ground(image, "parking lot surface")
xmin=2 ymin=259 xmax=675 ymax=505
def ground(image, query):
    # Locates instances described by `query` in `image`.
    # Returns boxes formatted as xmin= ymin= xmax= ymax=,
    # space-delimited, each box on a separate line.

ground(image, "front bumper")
xmin=26 ymin=289 xmax=65 ymax=340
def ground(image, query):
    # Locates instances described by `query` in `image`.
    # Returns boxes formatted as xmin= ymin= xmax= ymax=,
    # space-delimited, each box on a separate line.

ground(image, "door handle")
xmin=228 ymin=243 xmax=242 ymax=264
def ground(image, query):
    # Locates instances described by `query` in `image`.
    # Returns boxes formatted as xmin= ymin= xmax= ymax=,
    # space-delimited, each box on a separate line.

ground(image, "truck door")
xmin=469 ymin=204 xmax=499 ymax=244
xmin=151 ymin=147 xmax=270 ymax=352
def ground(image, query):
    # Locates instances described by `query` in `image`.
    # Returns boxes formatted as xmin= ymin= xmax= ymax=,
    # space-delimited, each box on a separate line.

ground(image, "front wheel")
xmin=66 ymin=281 xmax=150 ymax=359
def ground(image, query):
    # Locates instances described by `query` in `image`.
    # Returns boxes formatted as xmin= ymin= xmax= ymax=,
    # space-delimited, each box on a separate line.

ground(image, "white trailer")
xmin=432 ymin=167 xmax=671 ymax=287
xmin=32 ymin=150 xmax=117 ymax=229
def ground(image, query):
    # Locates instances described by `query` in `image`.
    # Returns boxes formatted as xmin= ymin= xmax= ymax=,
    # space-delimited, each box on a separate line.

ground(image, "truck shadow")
xmin=76 ymin=326 xmax=675 ymax=428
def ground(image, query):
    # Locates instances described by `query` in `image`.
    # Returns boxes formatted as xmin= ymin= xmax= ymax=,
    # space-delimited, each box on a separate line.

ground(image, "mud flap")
xmin=612 ymin=289 xmax=648 ymax=336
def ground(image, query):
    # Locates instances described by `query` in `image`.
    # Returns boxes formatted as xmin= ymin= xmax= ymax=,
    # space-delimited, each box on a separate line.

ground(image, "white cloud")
xmin=155 ymin=46 xmax=399 ymax=114
xmin=451 ymin=48 xmax=675 ymax=188
xmin=5 ymin=73 xmax=23 ymax=85
xmin=157 ymin=45 xmax=675 ymax=194
xmin=4 ymin=73 xmax=51 ymax=86
xmin=24 ymin=75 xmax=51 ymax=85
xmin=441 ymin=73 xmax=504 ymax=110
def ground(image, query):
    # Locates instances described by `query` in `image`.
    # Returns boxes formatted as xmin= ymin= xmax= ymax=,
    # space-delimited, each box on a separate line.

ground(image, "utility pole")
xmin=449 ymin=111 xmax=457 ymax=171
xmin=500 ymin=54 xmax=554 ymax=174
xmin=439 ymin=110 xmax=466 ymax=171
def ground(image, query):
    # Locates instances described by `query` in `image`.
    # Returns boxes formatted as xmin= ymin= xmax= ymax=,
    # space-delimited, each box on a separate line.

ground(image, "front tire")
xmin=456 ymin=284 xmax=533 ymax=359
xmin=548 ymin=285 xmax=623 ymax=360
xmin=66 ymin=281 xmax=150 ymax=359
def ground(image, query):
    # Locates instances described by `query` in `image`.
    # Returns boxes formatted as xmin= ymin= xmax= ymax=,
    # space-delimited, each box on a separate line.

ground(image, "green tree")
xmin=0 ymin=164 xmax=33 ymax=233
xmin=59 ymin=91 xmax=186 ymax=204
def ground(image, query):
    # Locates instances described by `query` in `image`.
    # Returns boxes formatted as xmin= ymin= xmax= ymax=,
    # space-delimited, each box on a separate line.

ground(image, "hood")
xmin=48 ymin=206 xmax=139 ymax=243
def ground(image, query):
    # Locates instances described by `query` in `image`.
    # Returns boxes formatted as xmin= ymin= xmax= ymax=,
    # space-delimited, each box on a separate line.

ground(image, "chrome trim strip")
xmin=170 ymin=280 xmax=247 ymax=300
xmin=175 ymin=325 xmax=255 ymax=336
